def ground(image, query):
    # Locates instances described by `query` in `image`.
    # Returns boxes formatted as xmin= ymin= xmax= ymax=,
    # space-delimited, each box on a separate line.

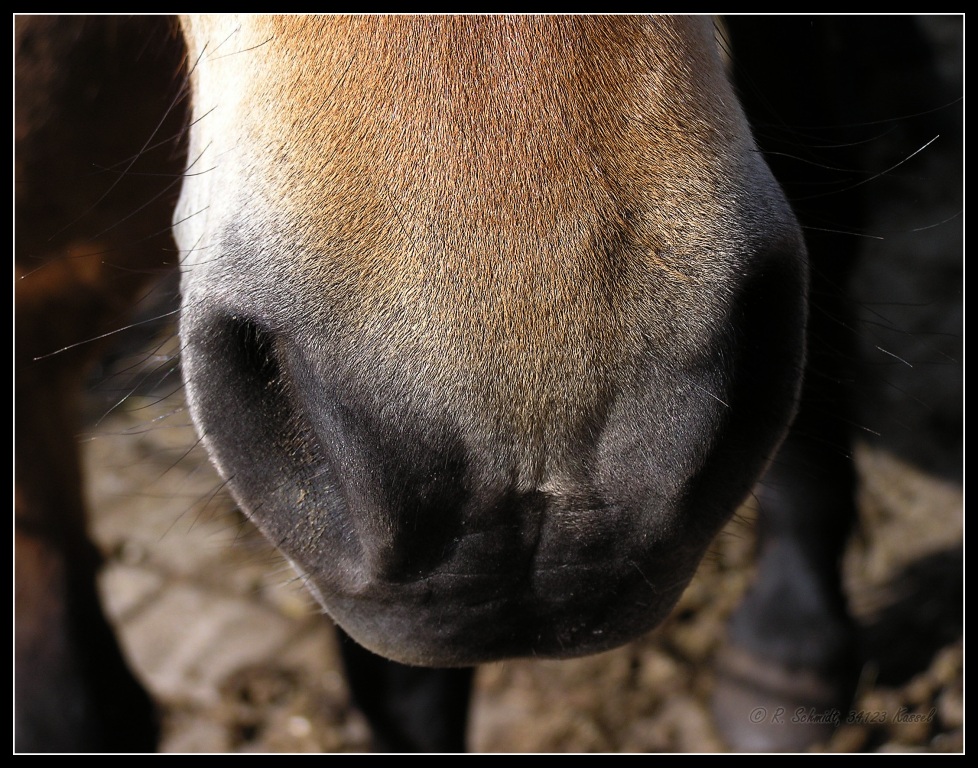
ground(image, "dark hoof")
xmin=711 ymin=645 xmax=853 ymax=752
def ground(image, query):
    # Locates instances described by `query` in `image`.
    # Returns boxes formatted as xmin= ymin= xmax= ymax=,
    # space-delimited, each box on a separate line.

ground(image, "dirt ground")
xmin=81 ymin=344 xmax=962 ymax=753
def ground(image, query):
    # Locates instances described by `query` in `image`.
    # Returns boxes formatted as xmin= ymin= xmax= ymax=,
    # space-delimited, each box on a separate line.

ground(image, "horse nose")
xmin=177 ymin=199 xmax=807 ymax=666
xmin=173 ymin=14 xmax=808 ymax=665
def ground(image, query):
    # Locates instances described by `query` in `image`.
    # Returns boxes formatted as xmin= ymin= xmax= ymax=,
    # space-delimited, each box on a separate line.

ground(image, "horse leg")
xmin=338 ymin=629 xmax=475 ymax=753
xmin=712 ymin=16 xmax=960 ymax=750
xmin=15 ymin=16 xmax=187 ymax=751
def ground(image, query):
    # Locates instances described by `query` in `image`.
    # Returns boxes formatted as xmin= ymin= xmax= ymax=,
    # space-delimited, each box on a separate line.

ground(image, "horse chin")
xmin=316 ymin=577 xmax=688 ymax=668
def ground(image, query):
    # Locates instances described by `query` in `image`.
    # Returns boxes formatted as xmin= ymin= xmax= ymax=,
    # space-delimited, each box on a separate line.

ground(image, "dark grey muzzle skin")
xmin=179 ymin=215 xmax=806 ymax=667
xmin=175 ymin=16 xmax=808 ymax=668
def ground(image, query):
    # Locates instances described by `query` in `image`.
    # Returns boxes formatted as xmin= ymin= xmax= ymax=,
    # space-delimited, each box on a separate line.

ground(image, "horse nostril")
xmin=181 ymin=308 xmax=320 ymax=489
xmin=224 ymin=316 xmax=284 ymax=397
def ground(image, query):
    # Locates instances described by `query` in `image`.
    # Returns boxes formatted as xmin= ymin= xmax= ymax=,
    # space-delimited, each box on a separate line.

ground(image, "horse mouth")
xmin=289 ymin=543 xmax=695 ymax=667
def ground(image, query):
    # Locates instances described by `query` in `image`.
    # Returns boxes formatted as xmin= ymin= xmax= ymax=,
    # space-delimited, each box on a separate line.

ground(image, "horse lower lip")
xmin=288 ymin=542 xmax=695 ymax=666
xmin=324 ymin=597 xmax=666 ymax=667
